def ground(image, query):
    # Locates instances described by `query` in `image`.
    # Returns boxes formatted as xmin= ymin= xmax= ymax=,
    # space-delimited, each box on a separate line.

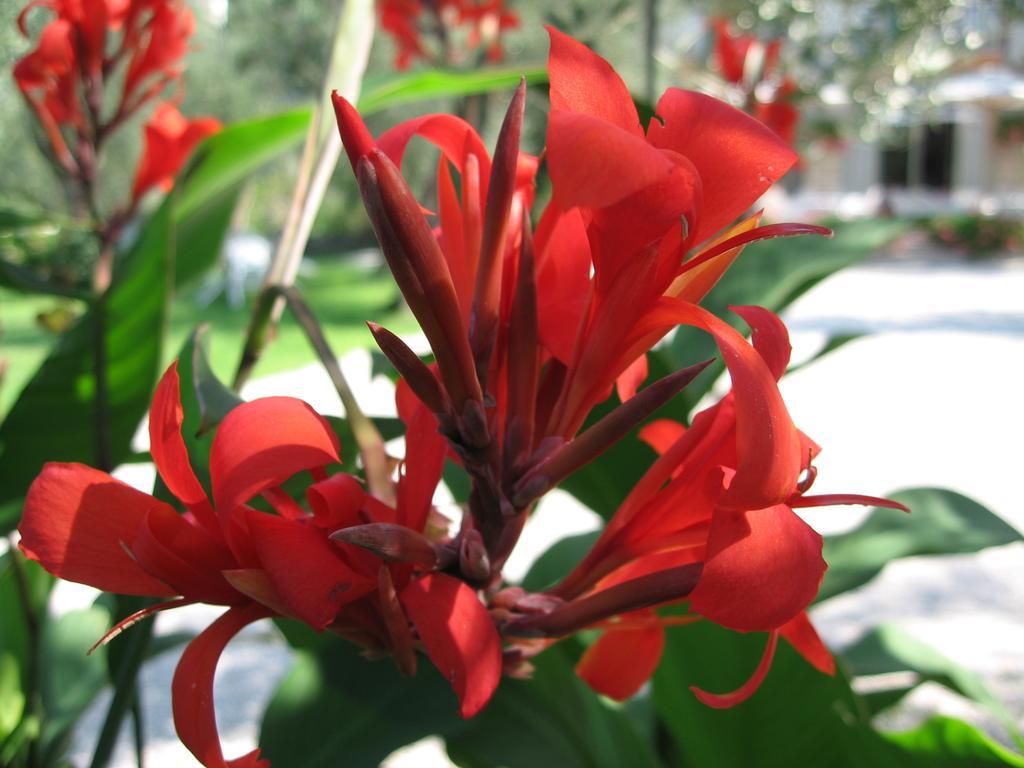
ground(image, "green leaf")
xmin=820 ymin=488 xmax=1023 ymax=603
xmin=37 ymin=606 xmax=112 ymax=766
xmin=447 ymin=644 xmax=660 ymax=768
xmin=654 ymin=619 xmax=867 ymax=768
xmin=260 ymin=629 xmax=466 ymax=768
xmin=654 ymin=616 xmax=1024 ymax=768
xmin=0 ymin=652 xmax=24 ymax=744
xmin=358 ymin=68 xmax=547 ymax=115
xmin=0 ymin=111 xmax=310 ymax=534
xmin=786 ymin=331 xmax=869 ymax=374
xmin=843 ymin=624 xmax=1022 ymax=747
xmin=521 ymin=531 xmax=599 ymax=593
xmin=884 ymin=717 xmax=1024 ymax=766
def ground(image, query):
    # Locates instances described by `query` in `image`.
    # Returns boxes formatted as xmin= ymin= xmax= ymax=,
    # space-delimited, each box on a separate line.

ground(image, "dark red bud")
xmin=330 ymin=523 xmax=439 ymax=567
xmin=332 ymin=91 xmax=376 ymax=171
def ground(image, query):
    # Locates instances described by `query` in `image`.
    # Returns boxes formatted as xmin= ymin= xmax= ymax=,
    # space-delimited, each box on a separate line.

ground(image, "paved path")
xmin=63 ymin=251 xmax=1024 ymax=765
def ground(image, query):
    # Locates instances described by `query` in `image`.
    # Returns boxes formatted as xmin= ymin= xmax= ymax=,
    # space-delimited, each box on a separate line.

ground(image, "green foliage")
xmin=843 ymin=624 xmax=1022 ymax=747
xmin=448 ymin=643 xmax=661 ymax=768
xmin=359 ymin=68 xmax=547 ymax=115
xmin=819 ymin=488 xmax=1023 ymax=603
xmin=36 ymin=606 xmax=111 ymax=765
xmin=260 ymin=629 xmax=466 ymax=768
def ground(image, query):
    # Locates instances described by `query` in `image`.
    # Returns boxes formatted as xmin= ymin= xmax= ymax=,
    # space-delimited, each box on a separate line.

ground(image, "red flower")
xmin=131 ymin=101 xmax=220 ymax=201
xmin=754 ymin=77 xmax=801 ymax=147
xmin=534 ymin=27 xmax=824 ymax=435
xmin=120 ymin=0 xmax=195 ymax=108
xmin=378 ymin=0 xmax=518 ymax=69
xmin=19 ymin=363 xmax=501 ymax=767
xmin=712 ymin=17 xmax=754 ymax=84
xmin=546 ymin=306 xmax=907 ymax=704
xmin=13 ymin=0 xmax=211 ymax=191
xmin=710 ymin=18 xmax=799 ymax=147
xmin=13 ymin=17 xmax=81 ymax=168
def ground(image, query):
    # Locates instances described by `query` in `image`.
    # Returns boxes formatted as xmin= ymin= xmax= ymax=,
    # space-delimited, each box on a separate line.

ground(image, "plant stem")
xmin=644 ymin=0 xmax=659 ymax=104
xmin=130 ymin=686 xmax=145 ymax=768
xmin=232 ymin=0 xmax=375 ymax=390
xmin=276 ymin=286 xmax=392 ymax=504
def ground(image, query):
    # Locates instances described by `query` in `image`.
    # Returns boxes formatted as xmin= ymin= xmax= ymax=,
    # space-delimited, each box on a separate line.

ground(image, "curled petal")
xmin=377 ymin=113 xmax=492 ymax=187
xmin=148 ymin=362 xmax=218 ymax=533
xmin=131 ymin=505 xmax=240 ymax=605
xmin=20 ymin=463 xmax=175 ymax=597
xmin=172 ymin=604 xmax=271 ymax=768
xmin=306 ymin=473 xmax=368 ymax=530
xmin=691 ymin=631 xmax=779 ymax=709
xmin=210 ymin=397 xmax=340 ymax=517
xmin=546 ymin=25 xmax=641 ymax=134
xmin=689 ymin=504 xmax=825 ymax=632
xmin=731 ymin=305 xmax=792 ymax=380
xmin=246 ymin=511 xmax=373 ymax=630
xmin=576 ymin=609 xmax=665 ymax=700
xmin=399 ymin=573 xmax=502 ymax=718
xmin=632 ymin=300 xmax=801 ymax=511
xmin=779 ymin=612 xmax=835 ymax=675
xmin=648 ymin=89 xmax=796 ymax=247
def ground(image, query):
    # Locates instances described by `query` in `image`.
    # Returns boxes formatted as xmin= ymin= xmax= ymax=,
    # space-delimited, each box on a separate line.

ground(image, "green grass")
xmin=0 ymin=255 xmax=416 ymax=418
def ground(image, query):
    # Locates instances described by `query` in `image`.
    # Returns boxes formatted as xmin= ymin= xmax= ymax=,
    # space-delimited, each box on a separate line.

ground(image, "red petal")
xmin=306 ymin=473 xmax=368 ymax=530
xmin=691 ymin=630 xmax=778 ymax=709
xmin=631 ymin=300 xmax=801 ymax=511
xmin=546 ymin=26 xmax=641 ymax=135
xmin=395 ymin=378 xmax=447 ymax=533
xmin=731 ymin=305 xmax=791 ymax=380
xmin=246 ymin=511 xmax=373 ymax=630
xmin=19 ymin=463 xmax=176 ymax=597
xmin=210 ymin=397 xmax=340 ymax=517
xmin=615 ymin=353 xmax=648 ymax=403
xmin=648 ymin=89 xmax=796 ymax=247
xmin=547 ymin=111 xmax=679 ymax=211
xmin=172 ymin=604 xmax=271 ymax=768
xmin=399 ymin=573 xmax=502 ymax=718
xmin=576 ymin=610 xmax=665 ymax=700
xmin=779 ymin=612 xmax=835 ymax=675
xmin=130 ymin=505 xmax=240 ymax=605
xmin=535 ymin=206 xmax=592 ymax=363
xmin=638 ymin=419 xmax=686 ymax=456
xmin=689 ymin=504 xmax=825 ymax=632
xmin=377 ymin=113 xmax=491 ymax=191
xmin=148 ymin=361 xmax=218 ymax=534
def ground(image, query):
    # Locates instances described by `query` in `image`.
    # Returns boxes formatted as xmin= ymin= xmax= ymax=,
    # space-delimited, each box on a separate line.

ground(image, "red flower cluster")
xmin=20 ymin=363 xmax=496 ymax=766
xmin=380 ymin=0 xmax=518 ymax=69
xmin=19 ymin=27 xmax=904 ymax=768
xmin=712 ymin=17 xmax=800 ymax=147
xmin=13 ymin=0 xmax=219 ymax=205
